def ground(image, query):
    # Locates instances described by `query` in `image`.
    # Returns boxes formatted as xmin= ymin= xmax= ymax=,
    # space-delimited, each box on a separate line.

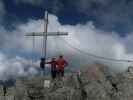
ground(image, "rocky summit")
xmin=1 ymin=63 xmax=133 ymax=100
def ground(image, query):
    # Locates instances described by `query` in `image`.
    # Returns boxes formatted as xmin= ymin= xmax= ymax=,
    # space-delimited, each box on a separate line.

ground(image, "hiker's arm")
xmin=45 ymin=61 xmax=51 ymax=64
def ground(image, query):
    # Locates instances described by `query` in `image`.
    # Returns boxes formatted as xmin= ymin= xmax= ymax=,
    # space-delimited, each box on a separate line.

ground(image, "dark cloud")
xmin=48 ymin=0 xmax=63 ymax=14
xmin=70 ymin=0 xmax=133 ymax=32
xmin=13 ymin=0 xmax=63 ymax=14
xmin=27 ymin=0 xmax=133 ymax=33
xmin=3 ymin=0 xmax=133 ymax=33
xmin=14 ymin=0 xmax=43 ymax=6
xmin=0 ymin=0 xmax=5 ymax=13
xmin=0 ymin=0 xmax=5 ymax=22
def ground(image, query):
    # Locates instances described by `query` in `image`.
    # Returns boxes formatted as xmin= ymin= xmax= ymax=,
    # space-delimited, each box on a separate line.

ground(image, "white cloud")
xmin=0 ymin=52 xmax=39 ymax=80
xmin=0 ymin=13 xmax=133 ymax=76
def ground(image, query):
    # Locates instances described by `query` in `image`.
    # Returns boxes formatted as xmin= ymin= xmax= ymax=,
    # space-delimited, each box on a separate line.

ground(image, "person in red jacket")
xmin=46 ymin=58 xmax=57 ymax=79
xmin=56 ymin=55 xmax=68 ymax=78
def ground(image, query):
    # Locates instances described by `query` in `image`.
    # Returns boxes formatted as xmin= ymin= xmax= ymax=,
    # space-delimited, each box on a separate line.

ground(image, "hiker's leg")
xmin=51 ymin=70 xmax=54 ymax=79
xmin=61 ymin=69 xmax=64 ymax=77
xmin=59 ymin=69 xmax=65 ymax=80
xmin=53 ymin=70 xmax=56 ymax=79
xmin=59 ymin=69 xmax=62 ymax=79
xmin=57 ymin=69 xmax=60 ymax=79
xmin=51 ymin=70 xmax=56 ymax=79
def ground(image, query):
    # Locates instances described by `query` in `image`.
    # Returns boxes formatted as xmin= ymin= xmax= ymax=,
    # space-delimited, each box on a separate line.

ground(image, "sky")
xmin=0 ymin=0 xmax=133 ymax=80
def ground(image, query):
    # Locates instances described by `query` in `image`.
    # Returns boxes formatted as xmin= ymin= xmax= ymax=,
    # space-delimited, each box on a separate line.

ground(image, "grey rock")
xmin=2 ymin=64 xmax=133 ymax=100
xmin=47 ymin=87 xmax=76 ymax=100
xmin=79 ymin=64 xmax=112 ymax=100
xmin=111 ymin=72 xmax=133 ymax=100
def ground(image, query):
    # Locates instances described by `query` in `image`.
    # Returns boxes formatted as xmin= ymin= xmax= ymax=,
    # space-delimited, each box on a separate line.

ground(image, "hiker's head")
xmin=59 ymin=55 xmax=63 ymax=58
xmin=41 ymin=58 xmax=45 ymax=61
xmin=52 ymin=58 xmax=56 ymax=61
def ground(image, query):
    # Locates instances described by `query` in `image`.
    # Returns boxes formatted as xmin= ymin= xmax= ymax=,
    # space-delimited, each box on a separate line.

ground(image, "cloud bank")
xmin=0 ymin=13 xmax=133 ymax=80
xmin=0 ymin=52 xmax=38 ymax=80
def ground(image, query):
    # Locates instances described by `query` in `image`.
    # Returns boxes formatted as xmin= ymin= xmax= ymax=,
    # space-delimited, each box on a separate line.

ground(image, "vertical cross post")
xmin=42 ymin=11 xmax=48 ymax=75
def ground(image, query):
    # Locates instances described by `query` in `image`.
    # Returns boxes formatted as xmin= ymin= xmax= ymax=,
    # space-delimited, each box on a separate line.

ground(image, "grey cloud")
xmin=0 ymin=12 xmax=133 ymax=80
xmin=0 ymin=52 xmax=38 ymax=80
xmin=121 ymin=33 xmax=133 ymax=54
xmin=49 ymin=0 xmax=63 ymax=14
xmin=66 ymin=0 xmax=133 ymax=32
xmin=5 ymin=14 xmax=133 ymax=72
xmin=0 ymin=0 xmax=5 ymax=14
xmin=14 ymin=0 xmax=43 ymax=6
xmin=12 ymin=0 xmax=133 ymax=32
xmin=0 ymin=0 xmax=5 ymax=22
xmin=14 ymin=0 xmax=63 ymax=14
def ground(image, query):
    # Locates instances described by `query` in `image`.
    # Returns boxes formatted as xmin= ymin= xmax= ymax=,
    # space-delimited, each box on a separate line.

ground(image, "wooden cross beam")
xmin=25 ymin=11 xmax=68 ymax=74
xmin=25 ymin=32 xmax=68 ymax=36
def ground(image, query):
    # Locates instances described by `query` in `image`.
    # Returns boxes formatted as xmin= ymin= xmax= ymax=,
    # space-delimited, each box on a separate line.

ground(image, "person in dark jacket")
xmin=40 ymin=57 xmax=45 ymax=75
xmin=46 ymin=58 xmax=57 ymax=79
